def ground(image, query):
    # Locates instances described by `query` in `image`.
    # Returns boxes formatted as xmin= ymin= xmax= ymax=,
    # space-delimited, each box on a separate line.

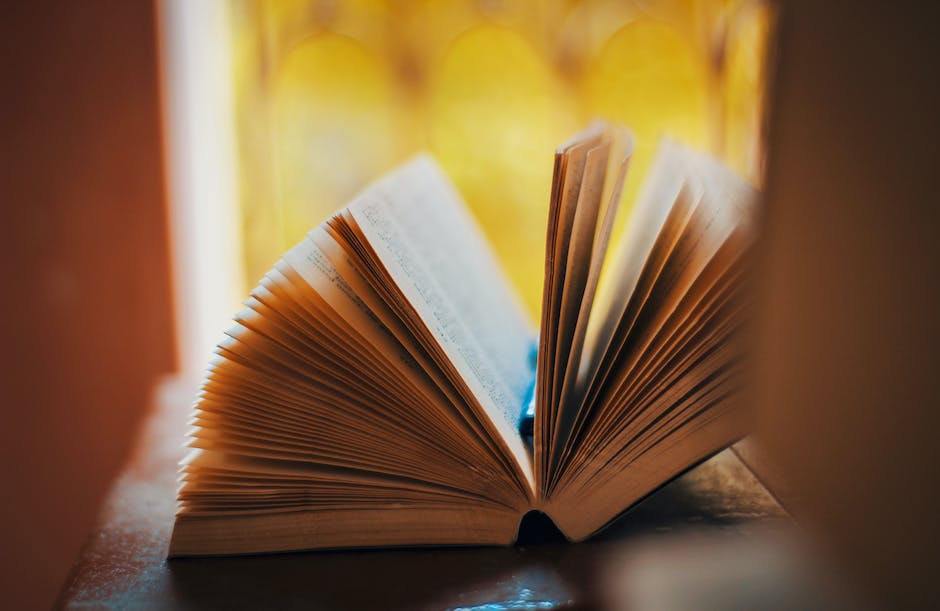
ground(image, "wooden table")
xmin=56 ymin=379 xmax=790 ymax=610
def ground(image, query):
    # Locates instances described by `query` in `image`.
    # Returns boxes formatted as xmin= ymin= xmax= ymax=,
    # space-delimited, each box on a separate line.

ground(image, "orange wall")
xmin=0 ymin=2 xmax=175 ymax=609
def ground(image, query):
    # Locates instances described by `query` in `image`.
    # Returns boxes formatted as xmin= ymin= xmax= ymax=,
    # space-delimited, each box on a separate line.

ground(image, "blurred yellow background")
xmin=229 ymin=0 xmax=773 ymax=319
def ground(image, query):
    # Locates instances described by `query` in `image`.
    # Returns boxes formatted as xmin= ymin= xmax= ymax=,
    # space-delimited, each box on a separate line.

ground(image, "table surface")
xmin=56 ymin=380 xmax=789 ymax=610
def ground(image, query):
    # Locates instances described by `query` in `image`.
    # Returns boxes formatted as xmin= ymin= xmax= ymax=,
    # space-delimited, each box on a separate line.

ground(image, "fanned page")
xmin=534 ymin=123 xmax=634 ymax=491
xmin=334 ymin=157 xmax=536 ymax=491
xmin=535 ymin=137 xmax=756 ymax=539
xmin=171 ymin=157 xmax=534 ymax=556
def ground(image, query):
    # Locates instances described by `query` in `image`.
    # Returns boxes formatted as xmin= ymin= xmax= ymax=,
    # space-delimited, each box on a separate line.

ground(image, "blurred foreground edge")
xmin=751 ymin=1 xmax=940 ymax=608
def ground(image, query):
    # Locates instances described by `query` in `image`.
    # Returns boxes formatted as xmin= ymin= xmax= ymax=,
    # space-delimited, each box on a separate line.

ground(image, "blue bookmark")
xmin=518 ymin=340 xmax=538 ymax=438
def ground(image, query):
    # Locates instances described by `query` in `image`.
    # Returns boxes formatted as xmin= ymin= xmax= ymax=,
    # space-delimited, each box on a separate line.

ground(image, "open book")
xmin=170 ymin=123 xmax=756 ymax=556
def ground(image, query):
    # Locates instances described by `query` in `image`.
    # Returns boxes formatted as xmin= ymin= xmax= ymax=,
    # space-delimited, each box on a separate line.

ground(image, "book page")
xmin=535 ymin=124 xmax=608 ymax=487
xmin=305 ymin=225 xmax=529 ymax=482
xmin=535 ymin=124 xmax=633 ymax=491
xmin=551 ymin=139 xmax=610 ymax=409
xmin=345 ymin=156 xmax=536 ymax=491
xmin=581 ymin=141 xmax=691 ymax=381
xmin=552 ymin=129 xmax=633 ymax=453
xmin=547 ymin=142 xmax=757 ymax=534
